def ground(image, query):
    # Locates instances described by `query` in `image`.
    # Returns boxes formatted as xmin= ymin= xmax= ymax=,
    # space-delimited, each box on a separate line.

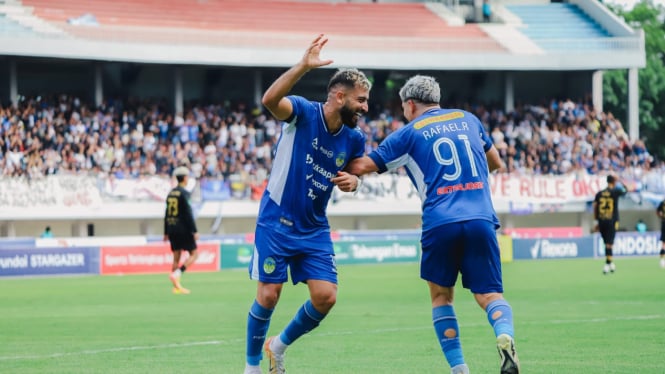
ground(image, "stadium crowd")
xmin=0 ymin=94 xmax=658 ymax=189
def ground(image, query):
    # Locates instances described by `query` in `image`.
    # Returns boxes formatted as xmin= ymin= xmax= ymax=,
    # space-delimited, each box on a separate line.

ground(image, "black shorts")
xmin=168 ymin=234 xmax=197 ymax=252
xmin=660 ymin=221 xmax=665 ymax=243
xmin=598 ymin=220 xmax=618 ymax=245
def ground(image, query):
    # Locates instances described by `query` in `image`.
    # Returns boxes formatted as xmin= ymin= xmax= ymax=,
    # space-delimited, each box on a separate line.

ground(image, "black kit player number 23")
xmin=596 ymin=195 xmax=615 ymax=220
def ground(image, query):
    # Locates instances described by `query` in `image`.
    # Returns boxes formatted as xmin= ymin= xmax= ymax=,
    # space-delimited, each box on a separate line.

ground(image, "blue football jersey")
xmin=257 ymin=95 xmax=366 ymax=236
xmin=369 ymin=108 xmax=499 ymax=231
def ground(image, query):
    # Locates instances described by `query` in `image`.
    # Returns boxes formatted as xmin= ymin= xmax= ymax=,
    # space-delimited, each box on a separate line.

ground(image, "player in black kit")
xmin=592 ymin=174 xmax=627 ymax=275
xmin=164 ymin=166 xmax=199 ymax=294
xmin=656 ymin=198 xmax=665 ymax=268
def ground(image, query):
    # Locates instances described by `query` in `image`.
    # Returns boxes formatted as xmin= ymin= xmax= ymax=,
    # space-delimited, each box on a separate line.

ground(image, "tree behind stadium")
xmin=604 ymin=1 xmax=665 ymax=160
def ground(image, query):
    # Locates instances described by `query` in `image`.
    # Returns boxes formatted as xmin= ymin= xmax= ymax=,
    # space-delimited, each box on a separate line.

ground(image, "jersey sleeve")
xmin=351 ymin=128 xmax=366 ymax=159
xmin=593 ymin=192 xmax=600 ymax=218
xmin=285 ymin=95 xmax=312 ymax=126
xmin=473 ymin=113 xmax=493 ymax=152
xmin=368 ymin=126 xmax=411 ymax=173
xmin=163 ymin=201 xmax=169 ymax=235
xmin=181 ymin=192 xmax=198 ymax=233
xmin=368 ymin=152 xmax=388 ymax=173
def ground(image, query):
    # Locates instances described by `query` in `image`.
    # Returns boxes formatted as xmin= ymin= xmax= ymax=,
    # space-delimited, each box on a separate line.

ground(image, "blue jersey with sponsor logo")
xmin=369 ymin=108 xmax=499 ymax=232
xmin=257 ymin=95 xmax=365 ymax=236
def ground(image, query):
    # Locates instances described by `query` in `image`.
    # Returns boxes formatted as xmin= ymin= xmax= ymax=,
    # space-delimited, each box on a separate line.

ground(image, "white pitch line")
xmin=1 ymin=314 xmax=663 ymax=361
xmin=0 ymin=339 xmax=242 ymax=361
xmin=316 ymin=313 xmax=665 ymax=338
xmin=545 ymin=314 xmax=664 ymax=324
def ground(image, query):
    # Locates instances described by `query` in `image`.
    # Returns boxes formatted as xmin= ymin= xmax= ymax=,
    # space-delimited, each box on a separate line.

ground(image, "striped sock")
xmin=246 ymin=300 xmax=273 ymax=365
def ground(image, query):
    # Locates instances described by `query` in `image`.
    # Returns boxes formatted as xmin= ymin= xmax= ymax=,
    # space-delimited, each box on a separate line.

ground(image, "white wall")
xmin=3 ymin=208 xmax=658 ymax=238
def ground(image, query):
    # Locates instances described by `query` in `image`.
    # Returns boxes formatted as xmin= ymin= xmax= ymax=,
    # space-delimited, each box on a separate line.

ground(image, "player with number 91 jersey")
xmin=368 ymin=108 xmax=499 ymax=232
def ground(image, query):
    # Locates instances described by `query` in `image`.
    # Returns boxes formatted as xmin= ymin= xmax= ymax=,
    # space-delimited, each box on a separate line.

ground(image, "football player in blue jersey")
xmin=243 ymin=34 xmax=370 ymax=374
xmin=340 ymin=75 xmax=519 ymax=374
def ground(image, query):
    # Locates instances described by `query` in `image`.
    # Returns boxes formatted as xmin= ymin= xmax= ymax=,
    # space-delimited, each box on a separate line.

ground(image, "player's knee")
xmin=310 ymin=291 xmax=337 ymax=312
xmin=261 ymin=294 xmax=279 ymax=309
xmin=474 ymin=292 xmax=503 ymax=310
xmin=257 ymin=284 xmax=282 ymax=308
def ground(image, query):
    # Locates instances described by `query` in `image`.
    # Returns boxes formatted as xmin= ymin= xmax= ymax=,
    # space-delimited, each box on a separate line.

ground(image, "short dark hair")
xmin=607 ymin=175 xmax=616 ymax=184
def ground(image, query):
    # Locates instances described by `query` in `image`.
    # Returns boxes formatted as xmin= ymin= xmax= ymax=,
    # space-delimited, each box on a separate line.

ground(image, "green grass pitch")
xmin=1 ymin=257 xmax=663 ymax=373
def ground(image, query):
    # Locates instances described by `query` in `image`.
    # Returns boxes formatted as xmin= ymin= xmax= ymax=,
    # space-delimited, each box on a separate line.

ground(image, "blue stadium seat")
xmin=0 ymin=13 xmax=35 ymax=35
xmin=506 ymin=3 xmax=611 ymax=51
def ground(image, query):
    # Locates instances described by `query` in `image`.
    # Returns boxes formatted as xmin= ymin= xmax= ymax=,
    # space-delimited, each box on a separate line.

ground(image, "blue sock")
xmin=432 ymin=305 xmax=465 ymax=368
xmin=246 ymin=300 xmax=273 ymax=365
xmin=486 ymin=299 xmax=514 ymax=337
xmin=280 ymin=300 xmax=326 ymax=345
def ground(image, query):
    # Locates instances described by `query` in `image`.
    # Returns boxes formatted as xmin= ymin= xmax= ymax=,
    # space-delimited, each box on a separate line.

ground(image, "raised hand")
xmin=301 ymin=34 xmax=334 ymax=71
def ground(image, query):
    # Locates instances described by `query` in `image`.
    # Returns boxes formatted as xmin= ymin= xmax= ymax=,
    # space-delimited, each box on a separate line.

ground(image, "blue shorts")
xmin=420 ymin=219 xmax=503 ymax=294
xmin=249 ymin=225 xmax=337 ymax=285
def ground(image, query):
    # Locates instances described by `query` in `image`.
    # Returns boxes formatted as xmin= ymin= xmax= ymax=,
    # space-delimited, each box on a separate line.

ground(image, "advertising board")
xmin=595 ymin=232 xmax=662 ymax=257
xmin=0 ymin=238 xmax=36 ymax=250
xmin=497 ymin=234 xmax=514 ymax=263
xmin=513 ymin=237 xmax=595 ymax=260
xmin=220 ymin=243 xmax=254 ymax=270
xmin=333 ymin=240 xmax=420 ymax=265
xmin=100 ymin=242 xmax=219 ymax=275
xmin=503 ymin=227 xmax=584 ymax=238
xmin=0 ymin=247 xmax=99 ymax=277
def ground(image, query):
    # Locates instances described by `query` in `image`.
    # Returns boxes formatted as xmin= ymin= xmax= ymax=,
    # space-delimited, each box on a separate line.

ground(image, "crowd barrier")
xmin=2 ymin=172 xmax=664 ymax=220
xmin=0 ymin=230 xmax=661 ymax=278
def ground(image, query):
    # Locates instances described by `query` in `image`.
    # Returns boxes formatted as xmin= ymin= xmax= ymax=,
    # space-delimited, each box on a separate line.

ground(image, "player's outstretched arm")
xmin=262 ymin=34 xmax=334 ymax=120
xmin=346 ymin=156 xmax=378 ymax=176
xmin=333 ymin=157 xmax=378 ymax=192
xmin=617 ymin=177 xmax=630 ymax=195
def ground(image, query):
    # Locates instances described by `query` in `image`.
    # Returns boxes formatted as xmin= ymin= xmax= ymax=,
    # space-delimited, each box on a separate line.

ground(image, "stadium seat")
xmin=22 ymin=0 xmax=504 ymax=52
xmin=506 ymin=3 xmax=611 ymax=51
xmin=0 ymin=13 xmax=35 ymax=35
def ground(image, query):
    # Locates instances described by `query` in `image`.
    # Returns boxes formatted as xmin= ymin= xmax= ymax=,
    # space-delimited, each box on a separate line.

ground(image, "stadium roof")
xmin=0 ymin=0 xmax=645 ymax=71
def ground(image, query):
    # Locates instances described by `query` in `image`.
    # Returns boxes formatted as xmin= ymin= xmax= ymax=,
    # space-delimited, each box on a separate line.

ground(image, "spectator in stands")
xmin=0 ymin=91 xmax=657 ymax=207
xmin=483 ymin=0 xmax=492 ymax=22
xmin=244 ymin=34 xmax=368 ymax=374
